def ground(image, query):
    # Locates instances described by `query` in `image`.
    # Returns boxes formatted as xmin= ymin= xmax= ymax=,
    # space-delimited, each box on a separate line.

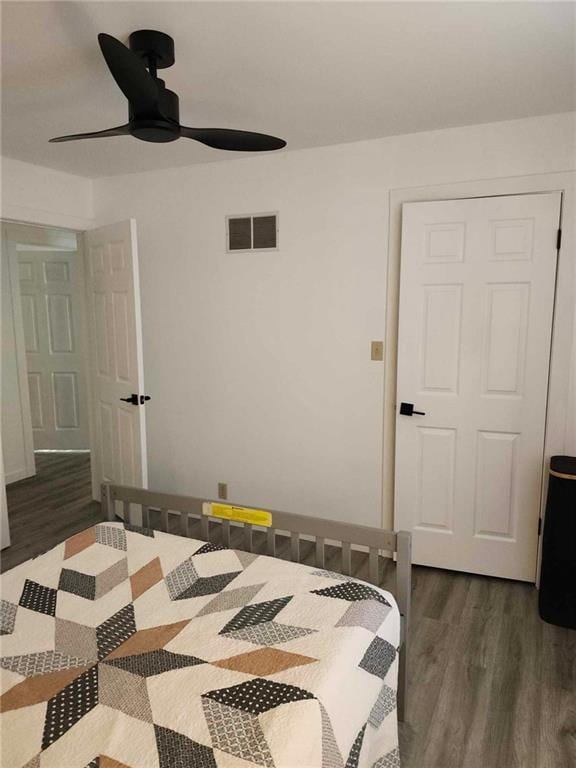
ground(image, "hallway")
xmin=2 ymin=453 xmax=105 ymax=573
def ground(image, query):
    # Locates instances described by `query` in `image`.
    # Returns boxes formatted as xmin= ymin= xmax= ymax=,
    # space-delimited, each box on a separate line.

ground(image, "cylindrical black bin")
xmin=538 ymin=456 xmax=576 ymax=629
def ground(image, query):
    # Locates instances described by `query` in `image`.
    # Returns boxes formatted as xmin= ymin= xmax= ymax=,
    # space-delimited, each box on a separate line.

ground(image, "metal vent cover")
xmin=227 ymin=213 xmax=278 ymax=251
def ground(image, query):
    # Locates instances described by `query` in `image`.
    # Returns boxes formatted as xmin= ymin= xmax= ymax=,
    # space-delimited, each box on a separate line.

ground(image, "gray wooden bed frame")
xmin=101 ymin=482 xmax=412 ymax=721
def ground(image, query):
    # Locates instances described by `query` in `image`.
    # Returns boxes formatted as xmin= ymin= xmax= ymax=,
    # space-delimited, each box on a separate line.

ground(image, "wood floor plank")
xmin=480 ymin=610 xmax=542 ymax=768
xmin=423 ymin=660 xmax=492 ymax=768
xmin=538 ymin=682 xmax=576 ymax=768
xmin=2 ymin=453 xmax=575 ymax=767
xmin=537 ymin=621 xmax=576 ymax=768
xmin=399 ymin=616 xmax=460 ymax=765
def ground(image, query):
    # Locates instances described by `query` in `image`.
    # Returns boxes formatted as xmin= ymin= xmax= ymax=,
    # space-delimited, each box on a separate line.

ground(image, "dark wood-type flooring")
xmin=3 ymin=453 xmax=575 ymax=767
xmin=2 ymin=453 xmax=104 ymax=573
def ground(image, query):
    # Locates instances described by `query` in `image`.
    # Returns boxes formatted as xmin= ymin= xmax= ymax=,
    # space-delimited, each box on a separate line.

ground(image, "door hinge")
xmin=538 ymin=517 xmax=542 ymax=536
xmin=556 ymin=228 xmax=562 ymax=250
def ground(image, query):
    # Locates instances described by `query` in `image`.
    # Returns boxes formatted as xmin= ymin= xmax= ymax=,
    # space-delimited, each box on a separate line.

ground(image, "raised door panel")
xmin=18 ymin=261 xmax=34 ymax=282
xmin=99 ymin=402 xmax=115 ymax=482
xmin=47 ymin=294 xmax=74 ymax=353
xmin=93 ymin=292 xmax=112 ymax=378
xmin=44 ymin=260 xmax=70 ymax=283
xmin=482 ymin=284 xmax=529 ymax=397
xmin=52 ymin=372 xmax=80 ymax=429
xmin=420 ymin=285 xmax=463 ymax=394
xmin=109 ymin=242 xmax=126 ymax=273
xmin=27 ymin=372 xmax=44 ymax=429
xmin=89 ymin=245 xmax=106 ymax=277
xmin=112 ymin=291 xmax=131 ymax=383
xmin=415 ymin=427 xmax=456 ymax=533
xmin=474 ymin=431 xmax=519 ymax=540
xmin=117 ymin=408 xmax=136 ymax=485
xmin=423 ymin=223 xmax=466 ymax=263
xmin=490 ymin=218 xmax=534 ymax=262
xmin=20 ymin=294 xmax=39 ymax=353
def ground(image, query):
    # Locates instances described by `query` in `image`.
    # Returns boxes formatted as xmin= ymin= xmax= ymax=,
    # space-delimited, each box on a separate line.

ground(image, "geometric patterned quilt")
xmin=0 ymin=522 xmax=400 ymax=767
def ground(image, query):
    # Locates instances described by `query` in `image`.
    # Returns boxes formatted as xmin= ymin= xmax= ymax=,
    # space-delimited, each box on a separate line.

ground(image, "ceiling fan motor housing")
xmin=128 ymin=30 xmax=175 ymax=70
xmin=127 ymin=31 xmax=180 ymax=142
xmin=128 ymin=82 xmax=180 ymax=142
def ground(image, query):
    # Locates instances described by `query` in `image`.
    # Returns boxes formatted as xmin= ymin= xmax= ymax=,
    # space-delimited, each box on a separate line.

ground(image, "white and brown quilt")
xmin=0 ymin=522 xmax=400 ymax=768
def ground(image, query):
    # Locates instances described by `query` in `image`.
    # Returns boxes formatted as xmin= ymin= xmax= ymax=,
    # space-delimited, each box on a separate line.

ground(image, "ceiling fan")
xmin=50 ymin=30 xmax=286 ymax=151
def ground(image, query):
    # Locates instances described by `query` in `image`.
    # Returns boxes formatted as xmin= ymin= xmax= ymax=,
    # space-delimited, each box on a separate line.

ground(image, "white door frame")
xmin=1 ymin=229 xmax=35 ymax=483
xmin=383 ymin=171 xmax=575 ymax=583
xmin=1 ymin=219 xmax=84 ymax=548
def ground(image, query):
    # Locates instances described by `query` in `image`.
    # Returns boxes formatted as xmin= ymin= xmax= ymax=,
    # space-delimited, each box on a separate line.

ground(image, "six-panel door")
xmin=395 ymin=193 xmax=561 ymax=581
xmin=18 ymin=250 xmax=89 ymax=450
xmin=83 ymin=220 xmax=148 ymax=501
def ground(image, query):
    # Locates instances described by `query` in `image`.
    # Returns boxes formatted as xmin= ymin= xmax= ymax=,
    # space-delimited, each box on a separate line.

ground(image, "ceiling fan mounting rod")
xmin=145 ymin=52 xmax=158 ymax=79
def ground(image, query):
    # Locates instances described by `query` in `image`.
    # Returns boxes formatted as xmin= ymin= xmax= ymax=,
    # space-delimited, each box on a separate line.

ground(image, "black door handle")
xmin=120 ymin=394 xmax=151 ymax=406
xmin=400 ymin=402 xmax=426 ymax=416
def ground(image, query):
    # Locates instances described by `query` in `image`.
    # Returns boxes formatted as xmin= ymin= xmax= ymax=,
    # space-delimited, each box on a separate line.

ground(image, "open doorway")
xmin=1 ymin=218 xmax=149 ymax=571
xmin=1 ymin=222 xmax=101 ymax=571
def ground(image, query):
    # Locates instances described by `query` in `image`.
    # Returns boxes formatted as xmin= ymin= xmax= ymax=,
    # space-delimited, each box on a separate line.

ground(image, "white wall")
xmin=88 ymin=112 xmax=574 ymax=528
xmin=1 ymin=157 xmax=93 ymax=229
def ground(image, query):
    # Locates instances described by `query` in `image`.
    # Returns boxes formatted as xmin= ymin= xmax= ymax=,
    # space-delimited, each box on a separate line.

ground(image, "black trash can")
xmin=538 ymin=456 xmax=576 ymax=629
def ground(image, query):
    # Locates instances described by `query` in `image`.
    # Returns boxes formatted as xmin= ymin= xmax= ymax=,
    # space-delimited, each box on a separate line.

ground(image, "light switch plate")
xmin=371 ymin=341 xmax=384 ymax=361
xmin=218 ymin=483 xmax=228 ymax=500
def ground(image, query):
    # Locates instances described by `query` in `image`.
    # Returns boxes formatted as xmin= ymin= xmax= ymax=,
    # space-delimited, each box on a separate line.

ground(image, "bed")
xmin=0 ymin=483 xmax=411 ymax=768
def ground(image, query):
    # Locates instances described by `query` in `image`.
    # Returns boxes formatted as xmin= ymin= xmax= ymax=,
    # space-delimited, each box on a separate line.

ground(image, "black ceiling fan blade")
xmin=180 ymin=126 xmax=286 ymax=152
xmin=49 ymin=124 xmax=131 ymax=143
xmin=98 ymin=33 xmax=160 ymax=115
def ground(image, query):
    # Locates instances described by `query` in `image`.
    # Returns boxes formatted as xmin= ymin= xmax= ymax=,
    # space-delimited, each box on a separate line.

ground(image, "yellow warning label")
xmin=203 ymin=502 xmax=273 ymax=528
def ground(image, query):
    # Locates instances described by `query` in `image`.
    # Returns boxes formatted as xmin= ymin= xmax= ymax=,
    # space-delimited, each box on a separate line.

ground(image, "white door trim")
xmin=2 ymin=231 xmax=36 ymax=483
xmin=383 ymin=171 xmax=575 ymax=584
xmin=2 ymin=221 xmax=81 ymax=246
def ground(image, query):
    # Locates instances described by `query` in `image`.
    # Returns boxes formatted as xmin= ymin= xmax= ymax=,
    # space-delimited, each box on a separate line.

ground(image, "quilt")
xmin=0 ymin=521 xmax=400 ymax=768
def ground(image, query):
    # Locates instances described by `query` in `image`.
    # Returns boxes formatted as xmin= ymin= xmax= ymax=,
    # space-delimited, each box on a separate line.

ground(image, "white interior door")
xmin=18 ymin=250 xmax=89 ymax=450
xmin=83 ymin=220 xmax=148 ymax=501
xmin=394 ymin=193 xmax=561 ymax=581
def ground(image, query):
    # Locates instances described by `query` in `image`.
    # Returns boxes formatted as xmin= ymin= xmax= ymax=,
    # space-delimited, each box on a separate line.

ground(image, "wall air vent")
xmin=226 ymin=213 xmax=278 ymax=252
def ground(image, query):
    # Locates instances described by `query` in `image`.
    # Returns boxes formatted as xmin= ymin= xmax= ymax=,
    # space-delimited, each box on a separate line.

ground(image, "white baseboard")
xmin=5 ymin=467 xmax=35 ymax=485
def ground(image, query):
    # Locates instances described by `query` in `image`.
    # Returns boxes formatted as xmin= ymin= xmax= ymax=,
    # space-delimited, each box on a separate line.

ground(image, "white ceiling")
xmin=2 ymin=1 xmax=575 ymax=178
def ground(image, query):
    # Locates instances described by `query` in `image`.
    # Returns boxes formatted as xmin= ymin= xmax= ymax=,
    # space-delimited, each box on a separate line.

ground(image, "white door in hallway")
xmin=83 ymin=220 xmax=148 ymax=501
xmin=18 ymin=250 xmax=90 ymax=450
xmin=394 ymin=193 xmax=561 ymax=581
